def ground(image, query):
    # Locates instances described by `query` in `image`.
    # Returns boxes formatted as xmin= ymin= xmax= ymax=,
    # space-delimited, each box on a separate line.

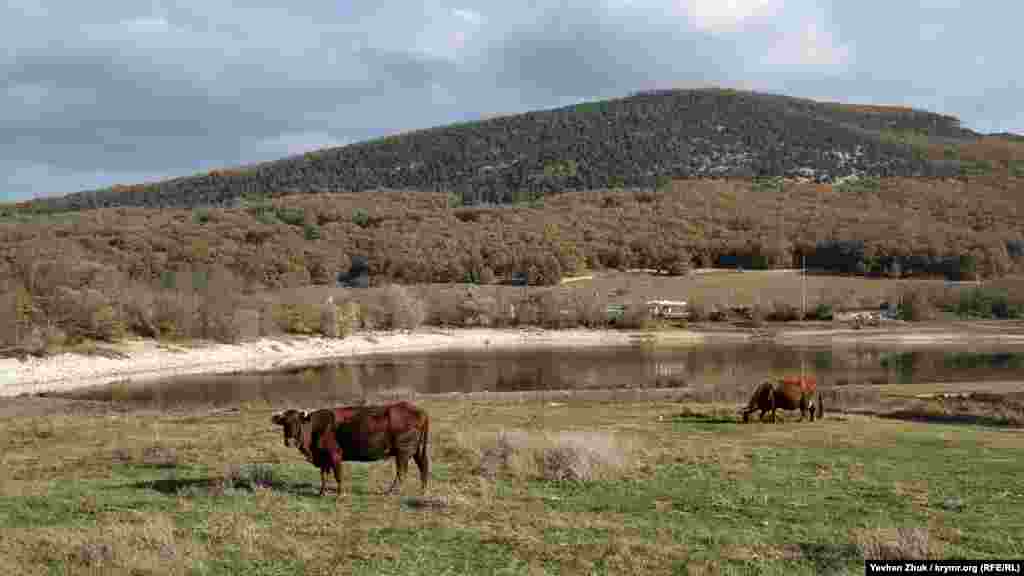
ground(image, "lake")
xmin=55 ymin=340 xmax=1024 ymax=411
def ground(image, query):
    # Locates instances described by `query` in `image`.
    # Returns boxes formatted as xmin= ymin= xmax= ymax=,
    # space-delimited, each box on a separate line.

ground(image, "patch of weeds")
xmin=352 ymin=207 xmax=370 ymax=227
xmin=75 ymin=541 xmax=115 ymax=568
xmin=853 ymin=526 xmax=938 ymax=560
xmin=1011 ymin=160 xmax=1024 ymax=178
xmin=671 ymin=406 xmax=740 ymax=425
xmin=469 ymin=429 xmax=634 ymax=483
xmin=222 ymin=463 xmax=282 ymax=492
xmin=275 ymin=207 xmax=305 ymax=227
xmin=959 ymin=159 xmax=993 ymax=177
xmin=400 ymin=495 xmax=451 ymax=510
xmin=203 ymin=552 xmax=306 ymax=575
xmin=110 ymin=448 xmax=132 ymax=464
xmin=248 ymin=201 xmax=277 ymax=224
xmin=797 ymin=542 xmax=862 ymax=574
xmin=836 ymin=176 xmax=881 ymax=195
xmin=140 ymin=445 xmax=179 ymax=469
xmin=303 ymin=223 xmax=321 ymax=240
xmin=477 ymin=430 xmax=523 ymax=479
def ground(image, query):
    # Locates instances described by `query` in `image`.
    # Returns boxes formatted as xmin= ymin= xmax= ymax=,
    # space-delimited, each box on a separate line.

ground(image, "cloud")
xmin=453 ymin=8 xmax=483 ymax=25
xmin=677 ymin=0 xmax=779 ymax=34
xmin=763 ymin=19 xmax=851 ymax=70
xmin=1 ymin=0 xmax=1022 ymax=201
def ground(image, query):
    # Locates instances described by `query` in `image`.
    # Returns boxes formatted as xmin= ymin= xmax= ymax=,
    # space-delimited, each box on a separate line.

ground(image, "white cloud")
xmin=764 ymin=20 xmax=851 ymax=70
xmin=677 ymin=0 xmax=778 ymax=34
xmin=119 ymin=16 xmax=169 ymax=30
xmin=412 ymin=7 xmax=484 ymax=62
xmin=453 ymin=8 xmax=482 ymax=26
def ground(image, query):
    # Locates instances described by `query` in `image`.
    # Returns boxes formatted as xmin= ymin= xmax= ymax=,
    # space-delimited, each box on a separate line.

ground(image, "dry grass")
xmin=457 ymin=428 xmax=639 ymax=483
xmin=854 ymin=526 xmax=941 ymax=560
xmin=1 ymin=397 xmax=1023 ymax=574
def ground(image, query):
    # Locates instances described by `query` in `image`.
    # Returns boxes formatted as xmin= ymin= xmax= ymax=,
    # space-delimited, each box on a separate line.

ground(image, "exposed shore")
xmin=4 ymin=324 xmax=1024 ymax=398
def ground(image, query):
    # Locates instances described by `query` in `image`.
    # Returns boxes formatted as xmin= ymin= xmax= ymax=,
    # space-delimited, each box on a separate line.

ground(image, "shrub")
xmin=811 ymin=302 xmax=835 ymax=321
xmin=954 ymin=287 xmax=1022 ymax=319
xmin=276 ymin=207 xmax=305 ymax=227
xmin=572 ymin=291 xmax=608 ymax=328
xmin=686 ymin=301 xmax=708 ymax=322
xmin=383 ymin=285 xmax=426 ymax=330
xmin=352 ymin=208 xmax=370 ymax=227
xmin=320 ymin=300 xmax=362 ymax=337
xmin=249 ymin=201 xmax=277 ymax=224
xmin=468 ymin=429 xmax=633 ymax=483
xmin=478 ymin=266 xmax=496 ymax=285
xmin=274 ymin=303 xmax=320 ymax=334
xmin=193 ymin=209 xmax=210 ymax=224
xmin=303 ymin=223 xmax=321 ymax=240
xmin=141 ymin=445 xmax=179 ymax=468
xmin=614 ymin=300 xmax=652 ymax=329
xmin=52 ymin=287 xmax=126 ymax=343
xmin=537 ymin=433 xmax=631 ymax=483
xmin=897 ymin=290 xmax=936 ymax=321
xmin=767 ymin=300 xmax=801 ymax=322
xmin=223 ymin=463 xmax=280 ymax=491
xmin=747 ymin=304 xmax=765 ymax=327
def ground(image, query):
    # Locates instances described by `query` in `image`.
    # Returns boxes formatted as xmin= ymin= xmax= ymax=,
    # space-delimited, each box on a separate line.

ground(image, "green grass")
xmin=1 ymin=400 xmax=1022 ymax=574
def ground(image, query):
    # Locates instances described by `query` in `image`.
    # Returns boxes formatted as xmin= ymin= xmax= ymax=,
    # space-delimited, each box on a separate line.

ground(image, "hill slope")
xmin=27 ymin=88 xmax=981 ymax=211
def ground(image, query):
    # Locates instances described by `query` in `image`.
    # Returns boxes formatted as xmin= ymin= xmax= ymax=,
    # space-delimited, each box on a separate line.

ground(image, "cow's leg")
xmin=387 ymin=453 xmax=409 ymax=495
xmin=333 ymin=463 xmax=343 ymax=499
xmin=332 ymin=449 xmax=344 ymax=499
xmin=319 ymin=468 xmax=328 ymax=497
xmin=413 ymin=447 xmax=429 ymax=493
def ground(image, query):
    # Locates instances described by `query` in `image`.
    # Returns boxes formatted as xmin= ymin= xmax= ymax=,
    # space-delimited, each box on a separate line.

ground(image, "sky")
xmin=2 ymin=0 xmax=1020 ymax=201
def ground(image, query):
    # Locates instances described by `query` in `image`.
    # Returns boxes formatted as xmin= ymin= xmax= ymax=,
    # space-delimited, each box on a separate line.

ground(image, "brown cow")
xmin=271 ymin=401 xmax=431 ymax=497
xmin=740 ymin=378 xmax=823 ymax=423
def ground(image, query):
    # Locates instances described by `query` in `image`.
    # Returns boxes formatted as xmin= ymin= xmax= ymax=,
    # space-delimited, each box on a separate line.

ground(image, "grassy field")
xmin=2 ymin=397 xmax=1022 ymax=575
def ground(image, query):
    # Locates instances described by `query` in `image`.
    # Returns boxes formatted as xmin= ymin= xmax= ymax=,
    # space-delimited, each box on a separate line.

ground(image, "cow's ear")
xmin=271 ymin=412 xmax=282 ymax=425
xmin=300 ymin=409 xmax=310 ymax=420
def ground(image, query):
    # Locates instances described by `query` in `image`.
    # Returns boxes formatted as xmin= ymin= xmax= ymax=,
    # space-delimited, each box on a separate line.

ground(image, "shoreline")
xmin=4 ymin=325 xmax=1024 ymax=398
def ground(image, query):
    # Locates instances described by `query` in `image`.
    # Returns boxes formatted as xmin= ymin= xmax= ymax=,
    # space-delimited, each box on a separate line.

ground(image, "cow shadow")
xmin=666 ymin=408 xmax=741 ymax=425
xmin=116 ymin=476 xmax=313 ymax=498
xmin=875 ymin=410 xmax=1021 ymax=429
xmin=118 ymin=475 xmax=395 ymax=500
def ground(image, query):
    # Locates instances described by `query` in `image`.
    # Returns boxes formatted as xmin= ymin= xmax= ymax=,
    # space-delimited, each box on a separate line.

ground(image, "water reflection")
xmin=58 ymin=343 xmax=1024 ymax=410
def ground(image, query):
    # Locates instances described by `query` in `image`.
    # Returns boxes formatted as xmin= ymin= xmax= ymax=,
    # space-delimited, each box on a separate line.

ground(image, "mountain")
xmin=26 ymin=87 xmax=984 ymax=212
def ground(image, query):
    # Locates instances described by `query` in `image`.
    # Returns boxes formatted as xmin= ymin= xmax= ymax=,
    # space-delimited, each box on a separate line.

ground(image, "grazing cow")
xmin=271 ymin=401 xmax=431 ymax=497
xmin=740 ymin=377 xmax=823 ymax=423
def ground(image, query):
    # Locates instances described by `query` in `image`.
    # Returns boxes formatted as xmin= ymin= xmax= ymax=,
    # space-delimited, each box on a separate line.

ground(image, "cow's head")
xmin=271 ymin=409 xmax=310 ymax=449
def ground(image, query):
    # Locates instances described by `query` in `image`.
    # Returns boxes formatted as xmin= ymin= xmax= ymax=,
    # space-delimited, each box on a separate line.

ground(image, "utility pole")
xmin=801 ymin=253 xmax=807 ymax=321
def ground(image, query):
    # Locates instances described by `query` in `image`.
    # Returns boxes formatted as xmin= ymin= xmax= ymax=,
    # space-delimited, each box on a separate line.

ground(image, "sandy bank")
xmin=3 ymin=325 xmax=1024 ymax=398
xmin=0 ymin=328 xmax=672 ymax=398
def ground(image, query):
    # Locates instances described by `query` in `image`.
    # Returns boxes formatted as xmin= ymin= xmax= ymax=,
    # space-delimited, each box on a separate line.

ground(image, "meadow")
xmin=1 ymin=396 xmax=1022 ymax=575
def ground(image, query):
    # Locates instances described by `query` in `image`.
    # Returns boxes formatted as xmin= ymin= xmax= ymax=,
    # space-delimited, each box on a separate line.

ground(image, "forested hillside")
xmin=19 ymin=88 xmax=985 ymax=212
